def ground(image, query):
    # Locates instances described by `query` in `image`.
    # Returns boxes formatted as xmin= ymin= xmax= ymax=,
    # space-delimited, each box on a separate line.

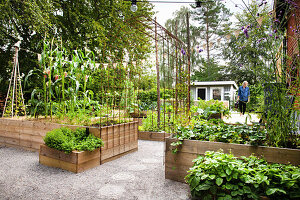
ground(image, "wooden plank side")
xmin=40 ymin=144 xmax=61 ymax=160
xmin=165 ymin=163 xmax=190 ymax=183
xmin=0 ymin=136 xmax=6 ymax=143
xmin=3 ymin=126 xmax=19 ymax=134
xmin=130 ymin=141 xmax=138 ymax=150
xmin=19 ymin=140 xmax=33 ymax=149
xmin=139 ymin=131 xmax=170 ymax=141
xmin=59 ymin=151 xmax=78 ymax=164
xmin=101 ymin=148 xmax=114 ymax=161
xmin=113 ymin=145 xmax=120 ymax=156
xmin=100 ymin=127 xmax=108 ymax=150
xmin=1 ymin=136 xmax=19 ymax=146
xmin=101 ymin=148 xmax=138 ymax=164
xmin=19 ymin=120 xmax=34 ymax=128
xmin=165 ymin=151 xmax=197 ymax=167
xmin=6 ymin=119 xmax=22 ymax=127
xmin=1 ymin=142 xmax=36 ymax=152
xmin=39 ymin=154 xmax=61 ymax=168
xmin=59 ymin=159 xmax=78 ymax=173
xmin=31 ymin=141 xmax=41 ymax=150
xmin=0 ymin=130 xmax=19 ymax=140
xmin=77 ymin=149 xmax=100 ymax=164
xmin=77 ymin=157 xmax=100 ymax=173
xmin=89 ymin=127 xmax=101 ymax=138
xmin=39 ymin=155 xmax=77 ymax=173
xmin=167 ymin=138 xmax=300 ymax=165
xmin=19 ymin=127 xmax=36 ymax=135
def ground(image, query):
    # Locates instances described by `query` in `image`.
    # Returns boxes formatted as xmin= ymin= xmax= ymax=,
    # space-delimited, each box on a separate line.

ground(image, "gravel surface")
xmin=0 ymin=141 xmax=190 ymax=200
xmin=223 ymin=112 xmax=260 ymax=125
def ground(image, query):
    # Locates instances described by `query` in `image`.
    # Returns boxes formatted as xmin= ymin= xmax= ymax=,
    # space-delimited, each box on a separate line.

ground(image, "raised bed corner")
xmin=90 ymin=121 xmax=138 ymax=164
xmin=39 ymin=144 xmax=100 ymax=173
xmin=165 ymin=138 xmax=300 ymax=183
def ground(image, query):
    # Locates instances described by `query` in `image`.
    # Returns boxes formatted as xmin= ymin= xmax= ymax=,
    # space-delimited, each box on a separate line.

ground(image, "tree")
xmin=0 ymin=0 xmax=154 ymax=99
xmin=0 ymin=0 xmax=54 ymax=94
xmin=162 ymin=6 xmax=201 ymax=88
xmin=192 ymin=0 xmax=232 ymax=64
xmin=222 ymin=0 xmax=279 ymax=85
xmin=191 ymin=58 xmax=224 ymax=81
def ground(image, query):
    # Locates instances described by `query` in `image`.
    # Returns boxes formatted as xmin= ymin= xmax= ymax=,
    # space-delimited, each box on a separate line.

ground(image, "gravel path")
xmin=0 ymin=141 xmax=190 ymax=200
xmin=223 ymin=112 xmax=260 ymax=125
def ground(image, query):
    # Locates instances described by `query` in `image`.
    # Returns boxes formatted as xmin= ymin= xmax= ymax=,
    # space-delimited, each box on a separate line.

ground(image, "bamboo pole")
xmin=155 ymin=17 xmax=161 ymax=127
xmin=186 ymin=12 xmax=191 ymax=117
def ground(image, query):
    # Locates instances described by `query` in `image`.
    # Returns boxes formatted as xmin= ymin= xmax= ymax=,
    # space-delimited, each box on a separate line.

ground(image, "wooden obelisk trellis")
xmin=2 ymin=41 xmax=26 ymax=118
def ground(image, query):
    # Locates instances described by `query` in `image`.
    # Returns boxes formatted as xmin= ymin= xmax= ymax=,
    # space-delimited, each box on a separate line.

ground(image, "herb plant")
xmin=43 ymin=127 xmax=104 ymax=153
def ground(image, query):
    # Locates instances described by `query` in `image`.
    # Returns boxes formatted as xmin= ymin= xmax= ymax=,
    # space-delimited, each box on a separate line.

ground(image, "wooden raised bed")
xmin=89 ymin=122 xmax=138 ymax=164
xmin=165 ymin=138 xmax=300 ymax=183
xmin=39 ymin=144 xmax=100 ymax=173
xmin=139 ymin=131 xmax=170 ymax=141
xmin=0 ymin=119 xmax=138 ymax=164
xmin=0 ymin=119 xmax=61 ymax=151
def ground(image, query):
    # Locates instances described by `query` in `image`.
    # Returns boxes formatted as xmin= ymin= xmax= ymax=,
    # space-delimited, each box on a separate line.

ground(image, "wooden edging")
xmin=39 ymin=144 xmax=100 ymax=173
xmin=138 ymin=131 xmax=170 ymax=141
xmin=165 ymin=138 xmax=300 ymax=183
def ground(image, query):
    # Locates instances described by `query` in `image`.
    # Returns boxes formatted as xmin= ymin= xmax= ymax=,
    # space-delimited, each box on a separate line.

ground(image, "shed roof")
xmin=191 ymin=81 xmax=238 ymax=89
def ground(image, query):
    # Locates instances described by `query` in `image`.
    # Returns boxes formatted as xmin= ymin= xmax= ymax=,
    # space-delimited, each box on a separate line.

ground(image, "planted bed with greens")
xmin=44 ymin=127 xmax=104 ymax=153
xmin=186 ymin=151 xmax=300 ymax=200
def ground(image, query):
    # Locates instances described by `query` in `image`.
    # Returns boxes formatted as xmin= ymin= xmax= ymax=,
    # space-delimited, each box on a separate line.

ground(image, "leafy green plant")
xmin=192 ymin=99 xmax=230 ymax=120
xmin=173 ymin=122 xmax=267 ymax=149
xmin=137 ymin=88 xmax=175 ymax=111
xmin=43 ymin=127 xmax=103 ymax=153
xmin=186 ymin=151 xmax=300 ymax=200
xmin=139 ymin=110 xmax=199 ymax=134
xmin=139 ymin=111 xmax=167 ymax=132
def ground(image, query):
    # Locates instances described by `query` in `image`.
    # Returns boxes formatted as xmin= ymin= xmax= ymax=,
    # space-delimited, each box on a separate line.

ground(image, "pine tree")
xmin=192 ymin=0 xmax=231 ymax=64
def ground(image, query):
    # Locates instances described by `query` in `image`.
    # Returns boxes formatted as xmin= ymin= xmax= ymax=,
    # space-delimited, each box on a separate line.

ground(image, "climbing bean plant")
xmin=231 ymin=0 xmax=300 ymax=148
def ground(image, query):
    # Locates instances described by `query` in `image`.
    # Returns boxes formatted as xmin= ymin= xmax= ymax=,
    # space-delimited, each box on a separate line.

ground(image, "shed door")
xmin=197 ymin=88 xmax=206 ymax=100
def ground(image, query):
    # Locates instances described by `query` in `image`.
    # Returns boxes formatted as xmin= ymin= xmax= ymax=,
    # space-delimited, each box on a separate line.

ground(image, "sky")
xmin=152 ymin=0 xmax=271 ymax=26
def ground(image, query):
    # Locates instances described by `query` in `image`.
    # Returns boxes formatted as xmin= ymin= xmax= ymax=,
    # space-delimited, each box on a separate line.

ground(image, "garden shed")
xmin=191 ymin=81 xmax=238 ymax=106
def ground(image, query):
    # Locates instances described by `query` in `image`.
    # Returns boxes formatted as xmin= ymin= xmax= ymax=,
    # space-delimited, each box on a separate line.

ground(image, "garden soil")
xmin=0 ymin=140 xmax=190 ymax=200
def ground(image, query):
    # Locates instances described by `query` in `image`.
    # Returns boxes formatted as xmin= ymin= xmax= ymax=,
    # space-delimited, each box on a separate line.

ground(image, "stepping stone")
xmin=112 ymin=172 xmax=135 ymax=182
xmin=98 ymin=184 xmax=125 ymax=198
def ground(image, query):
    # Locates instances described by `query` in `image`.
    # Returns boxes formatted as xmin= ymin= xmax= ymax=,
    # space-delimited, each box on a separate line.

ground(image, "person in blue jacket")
xmin=237 ymin=81 xmax=250 ymax=116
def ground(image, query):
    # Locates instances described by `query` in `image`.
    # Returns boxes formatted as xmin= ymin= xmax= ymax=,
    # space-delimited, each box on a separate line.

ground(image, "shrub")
xmin=137 ymin=88 xmax=175 ymax=111
xmin=43 ymin=127 xmax=104 ymax=153
xmin=186 ymin=151 xmax=300 ymax=200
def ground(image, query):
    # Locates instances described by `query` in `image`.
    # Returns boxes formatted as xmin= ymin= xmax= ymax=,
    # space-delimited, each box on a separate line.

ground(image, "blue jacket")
xmin=238 ymin=86 xmax=250 ymax=102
